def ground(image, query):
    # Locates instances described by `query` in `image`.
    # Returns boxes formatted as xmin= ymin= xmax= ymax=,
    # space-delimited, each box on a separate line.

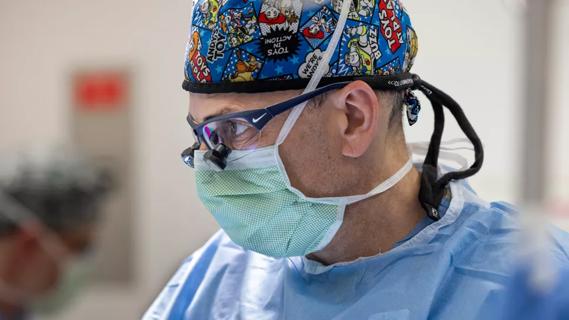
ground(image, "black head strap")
xmin=411 ymin=75 xmax=484 ymax=220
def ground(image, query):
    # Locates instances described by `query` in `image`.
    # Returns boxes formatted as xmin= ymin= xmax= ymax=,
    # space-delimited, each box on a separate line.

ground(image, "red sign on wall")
xmin=74 ymin=71 xmax=128 ymax=111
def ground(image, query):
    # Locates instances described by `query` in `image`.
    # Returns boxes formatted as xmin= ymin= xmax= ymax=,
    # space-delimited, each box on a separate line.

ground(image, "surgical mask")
xmin=194 ymin=137 xmax=477 ymax=258
xmin=195 ymin=144 xmax=413 ymax=257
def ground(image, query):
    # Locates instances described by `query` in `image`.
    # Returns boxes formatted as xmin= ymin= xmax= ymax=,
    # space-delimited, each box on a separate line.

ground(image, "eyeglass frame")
xmin=186 ymin=81 xmax=351 ymax=150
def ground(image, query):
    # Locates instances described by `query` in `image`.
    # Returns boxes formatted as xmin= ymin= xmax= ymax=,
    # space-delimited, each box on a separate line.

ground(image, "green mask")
xmin=195 ymin=145 xmax=413 ymax=257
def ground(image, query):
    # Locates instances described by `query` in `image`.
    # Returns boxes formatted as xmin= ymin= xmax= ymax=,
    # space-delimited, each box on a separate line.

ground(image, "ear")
xmin=335 ymin=81 xmax=382 ymax=158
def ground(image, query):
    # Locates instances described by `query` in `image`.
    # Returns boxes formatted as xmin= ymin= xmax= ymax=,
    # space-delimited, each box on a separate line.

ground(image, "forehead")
xmin=189 ymin=89 xmax=301 ymax=122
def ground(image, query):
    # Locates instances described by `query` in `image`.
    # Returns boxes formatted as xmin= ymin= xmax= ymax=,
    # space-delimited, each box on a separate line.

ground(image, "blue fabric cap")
xmin=184 ymin=0 xmax=418 ymax=93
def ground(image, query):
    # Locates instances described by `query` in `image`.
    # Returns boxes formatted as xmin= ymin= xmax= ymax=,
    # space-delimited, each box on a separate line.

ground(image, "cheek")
xmin=279 ymin=108 xmax=342 ymax=197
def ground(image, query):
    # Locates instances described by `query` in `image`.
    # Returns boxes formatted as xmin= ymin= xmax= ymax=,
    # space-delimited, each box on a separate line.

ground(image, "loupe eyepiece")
xmin=204 ymin=144 xmax=232 ymax=170
xmin=181 ymin=142 xmax=201 ymax=168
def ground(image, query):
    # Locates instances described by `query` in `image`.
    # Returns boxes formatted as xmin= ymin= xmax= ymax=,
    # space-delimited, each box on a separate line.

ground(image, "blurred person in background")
xmin=0 ymin=148 xmax=110 ymax=320
xmin=145 ymin=0 xmax=569 ymax=318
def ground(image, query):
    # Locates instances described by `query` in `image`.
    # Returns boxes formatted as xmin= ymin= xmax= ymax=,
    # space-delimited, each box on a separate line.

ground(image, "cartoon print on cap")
xmin=301 ymin=6 xmax=336 ymax=49
xmin=378 ymin=57 xmax=401 ymax=75
xmin=331 ymin=0 xmax=375 ymax=21
xmin=378 ymin=0 xmax=404 ymax=53
xmin=206 ymin=28 xmax=228 ymax=63
xmin=298 ymin=48 xmax=329 ymax=78
xmin=259 ymin=0 xmax=301 ymax=33
xmin=403 ymin=26 xmax=418 ymax=71
xmin=188 ymin=30 xmax=212 ymax=83
xmin=219 ymin=4 xmax=260 ymax=47
xmin=197 ymin=0 xmax=221 ymax=29
xmin=223 ymin=49 xmax=264 ymax=82
xmin=258 ymin=0 xmax=303 ymax=61
xmin=184 ymin=0 xmax=417 ymax=90
xmin=342 ymin=25 xmax=380 ymax=76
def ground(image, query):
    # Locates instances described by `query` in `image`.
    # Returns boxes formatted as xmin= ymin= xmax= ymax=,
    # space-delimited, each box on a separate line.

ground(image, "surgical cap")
xmin=183 ymin=0 xmax=418 ymax=93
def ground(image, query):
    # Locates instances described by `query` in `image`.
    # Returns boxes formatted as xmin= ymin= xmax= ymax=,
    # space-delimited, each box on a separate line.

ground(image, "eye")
xmin=224 ymin=119 xmax=259 ymax=149
xmin=231 ymin=121 xmax=248 ymax=136
xmin=213 ymin=119 xmax=249 ymax=143
xmin=202 ymin=117 xmax=260 ymax=150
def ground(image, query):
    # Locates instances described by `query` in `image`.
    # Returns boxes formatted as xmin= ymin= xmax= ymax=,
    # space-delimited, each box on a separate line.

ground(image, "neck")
xmin=307 ymin=166 xmax=425 ymax=265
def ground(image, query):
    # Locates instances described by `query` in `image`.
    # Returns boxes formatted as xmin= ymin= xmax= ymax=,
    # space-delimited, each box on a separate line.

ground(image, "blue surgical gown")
xmin=143 ymin=179 xmax=569 ymax=320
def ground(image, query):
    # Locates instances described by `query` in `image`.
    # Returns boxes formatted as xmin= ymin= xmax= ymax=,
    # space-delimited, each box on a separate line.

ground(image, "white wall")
xmin=549 ymin=0 xmax=569 ymax=203
xmin=1 ymin=1 xmax=219 ymax=318
xmin=0 ymin=0 xmax=567 ymax=319
xmin=405 ymin=0 xmax=523 ymax=203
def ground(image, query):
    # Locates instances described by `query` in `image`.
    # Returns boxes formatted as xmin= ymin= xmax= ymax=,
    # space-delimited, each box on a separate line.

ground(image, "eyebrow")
xmin=191 ymin=107 xmax=240 ymax=124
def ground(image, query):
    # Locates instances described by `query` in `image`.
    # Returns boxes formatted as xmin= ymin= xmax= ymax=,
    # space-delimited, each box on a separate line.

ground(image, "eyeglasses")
xmin=181 ymin=81 xmax=350 ymax=169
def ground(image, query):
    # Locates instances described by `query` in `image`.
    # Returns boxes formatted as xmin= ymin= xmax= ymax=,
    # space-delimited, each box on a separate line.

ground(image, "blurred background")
xmin=0 ymin=0 xmax=567 ymax=319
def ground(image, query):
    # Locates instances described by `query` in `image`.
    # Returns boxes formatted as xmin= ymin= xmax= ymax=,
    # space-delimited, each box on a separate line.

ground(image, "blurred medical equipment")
xmin=0 ymin=147 xmax=111 ymax=318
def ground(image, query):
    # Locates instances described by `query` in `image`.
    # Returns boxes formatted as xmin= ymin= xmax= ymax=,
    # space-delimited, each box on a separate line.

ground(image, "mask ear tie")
xmin=411 ymin=75 xmax=485 ymax=220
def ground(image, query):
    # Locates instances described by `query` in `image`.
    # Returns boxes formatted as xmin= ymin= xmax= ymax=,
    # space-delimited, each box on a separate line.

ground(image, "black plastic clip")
xmin=204 ymin=144 xmax=232 ymax=170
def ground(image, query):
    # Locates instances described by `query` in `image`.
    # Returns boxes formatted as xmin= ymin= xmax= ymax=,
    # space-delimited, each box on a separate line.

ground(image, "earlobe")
xmin=339 ymin=81 xmax=380 ymax=158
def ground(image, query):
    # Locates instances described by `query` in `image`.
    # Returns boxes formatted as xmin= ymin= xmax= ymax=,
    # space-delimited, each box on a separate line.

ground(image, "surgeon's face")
xmin=189 ymin=83 xmax=387 ymax=198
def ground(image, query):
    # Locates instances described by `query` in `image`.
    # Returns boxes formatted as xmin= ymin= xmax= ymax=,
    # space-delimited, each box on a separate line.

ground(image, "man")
xmin=145 ymin=0 xmax=569 ymax=319
xmin=0 ymin=149 xmax=110 ymax=319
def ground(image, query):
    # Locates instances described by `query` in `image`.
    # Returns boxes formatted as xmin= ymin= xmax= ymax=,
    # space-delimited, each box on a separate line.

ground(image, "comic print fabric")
xmin=184 ymin=0 xmax=418 ymax=93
